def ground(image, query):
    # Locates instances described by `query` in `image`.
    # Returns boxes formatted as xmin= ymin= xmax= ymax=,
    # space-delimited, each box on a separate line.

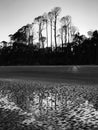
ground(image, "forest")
xmin=0 ymin=7 xmax=98 ymax=65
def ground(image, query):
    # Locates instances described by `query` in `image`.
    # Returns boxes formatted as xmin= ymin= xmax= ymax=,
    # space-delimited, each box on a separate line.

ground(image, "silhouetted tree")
xmin=48 ymin=11 xmax=54 ymax=49
xmin=8 ymin=34 xmax=13 ymax=46
xmin=52 ymin=7 xmax=61 ymax=49
xmin=11 ymin=25 xmax=27 ymax=44
xmin=91 ymin=30 xmax=98 ymax=64
xmin=34 ymin=16 xmax=44 ymax=48
xmin=1 ymin=6 xmax=98 ymax=65
xmin=92 ymin=30 xmax=98 ymax=41
xmin=40 ymin=36 xmax=46 ymax=48
xmin=60 ymin=15 xmax=72 ymax=45
xmin=87 ymin=30 xmax=93 ymax=38
xmin=43 ymin=13 xmax=49 ymax=47
xmin=25 ymin=24 xmax=33 ymax=45
xmin=70 ymin=25 xmax=78 ymax=42
xmin=59 ymin=27 xmax=64 ymax=50
xmin=1 ymin=41 xmax=7 ymax=47
xmin=73 ymin=32 xmax=84 ymax=45
xmin=60 ymin=17 xmax=67 ymax=45
xmin=65 ymin=15 xmax=72 ymax=43
xmin=27 ymin=23 xmax=35 ymax=46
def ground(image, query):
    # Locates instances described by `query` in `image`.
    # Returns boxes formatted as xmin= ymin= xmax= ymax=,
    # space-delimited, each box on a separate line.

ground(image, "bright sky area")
xmin=0 ymin=0 xmax=98 ymax=42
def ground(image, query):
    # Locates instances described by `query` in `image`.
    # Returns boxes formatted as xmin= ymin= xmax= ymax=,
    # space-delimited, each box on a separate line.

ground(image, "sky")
xmin=0 ymin=0 xmax=98 ymax=42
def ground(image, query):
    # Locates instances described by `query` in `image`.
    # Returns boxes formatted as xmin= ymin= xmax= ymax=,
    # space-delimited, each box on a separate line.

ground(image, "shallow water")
xmin=0 ymin=66 xmax=98 ymax=84
xmin=0 ymin=79 xmax=98 ymax=130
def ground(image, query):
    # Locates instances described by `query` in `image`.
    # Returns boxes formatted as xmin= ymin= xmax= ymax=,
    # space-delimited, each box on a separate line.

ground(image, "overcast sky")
xmin=0 ymin=0 xmax=98 ymax=42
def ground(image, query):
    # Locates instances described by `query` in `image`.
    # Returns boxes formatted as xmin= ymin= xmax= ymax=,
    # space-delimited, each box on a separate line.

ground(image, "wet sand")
xmin=0 ymin=66 xmax=98 ymax=84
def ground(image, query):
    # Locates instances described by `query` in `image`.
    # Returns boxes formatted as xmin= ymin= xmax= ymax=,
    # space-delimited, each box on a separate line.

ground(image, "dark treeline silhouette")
xmin=0 ymin=7 xmax=98 ymax=65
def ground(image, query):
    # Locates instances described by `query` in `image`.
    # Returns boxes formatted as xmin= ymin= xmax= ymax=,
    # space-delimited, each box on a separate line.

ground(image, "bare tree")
xmin=65 ymin=15 xmax=72 ymax=43
xmin=61 ymin=15 xmax=72 ymax=44
xmin=59 ymin=27 xmax=64 ymax=50
xmin=48 ymin=11 xmax=54 ymax=49
xmin=70 ymin=25 xmax=78 ymax=42
xmin=52 ymin=7 xmax=61 ymax=49
xmin=25 ymin=24 xmax=33 ymax=45
xmin=34 ymin=16 xmax=44 ymax=48
xmin=43 ymin=13 xmax=49 ymax=47
xmin=40 ymin=36 xmax=46 ymax=48
xmin=29 ymin=23 xmax=35 ymax=46
xmin=60 ymin=17 xmax=67 ymax=45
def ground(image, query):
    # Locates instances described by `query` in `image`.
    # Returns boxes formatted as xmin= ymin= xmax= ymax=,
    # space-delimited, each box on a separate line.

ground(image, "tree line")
xmin=0 ymin=7 xmax=98 ymax=65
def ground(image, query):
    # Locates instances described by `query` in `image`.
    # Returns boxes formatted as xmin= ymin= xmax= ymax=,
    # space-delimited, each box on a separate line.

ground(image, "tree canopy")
xmin=0 ymin=7 xmax=98 ymax=65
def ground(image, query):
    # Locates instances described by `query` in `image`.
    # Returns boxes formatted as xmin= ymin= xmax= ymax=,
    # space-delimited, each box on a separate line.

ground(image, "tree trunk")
xmin=32 ymin=35 xmax=34 ymax=46
xmin=54 ymin=16 xmax=57 ymax=49
xmin=46 ymin=22 xmax=48 ymax=47
xmin=65 ymin=27 xmax=67 ymax=44
xmin=51 ymin=21 xmax=53 ymax=50
xmin=39 ymin=23 xmax=41 ymax=48
xmin=61 ymin=30 xmax=63 ymax=51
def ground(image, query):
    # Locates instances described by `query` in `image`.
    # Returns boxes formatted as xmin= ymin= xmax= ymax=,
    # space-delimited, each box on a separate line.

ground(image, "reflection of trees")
xmin=13 ymin=84 xmax=97 ymax=130
xmin=24 ymin=84 xmax=98 ymax=130
xmin=0 ymin=80 xmax=98 ymax=129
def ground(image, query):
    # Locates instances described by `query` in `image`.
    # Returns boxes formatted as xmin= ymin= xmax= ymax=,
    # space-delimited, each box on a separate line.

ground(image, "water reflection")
xmin=0 ymin=81 xmax=98 ymax=130
xmin=20 ymin=87 xmax=98 ymax=129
